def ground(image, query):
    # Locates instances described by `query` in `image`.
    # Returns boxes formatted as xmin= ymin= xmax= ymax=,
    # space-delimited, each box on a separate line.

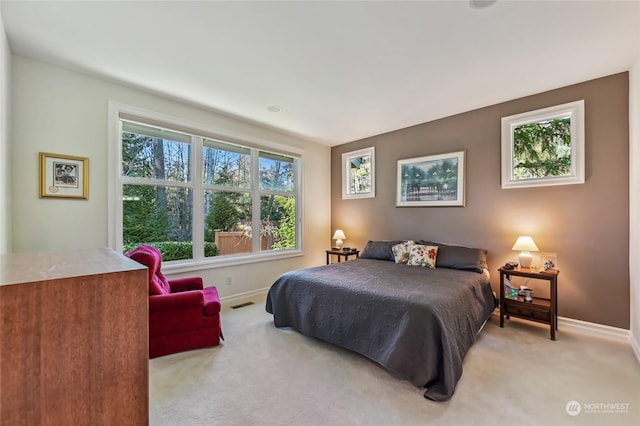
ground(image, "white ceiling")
xmin=1 ymin=1 xmax=639 ymax=146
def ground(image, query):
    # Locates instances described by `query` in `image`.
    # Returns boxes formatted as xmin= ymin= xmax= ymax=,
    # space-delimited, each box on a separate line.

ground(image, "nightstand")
xmin=325 ymin=249 xmax=360 ymax=265
xmin=499 ymin=266 xmax=559 ymax=340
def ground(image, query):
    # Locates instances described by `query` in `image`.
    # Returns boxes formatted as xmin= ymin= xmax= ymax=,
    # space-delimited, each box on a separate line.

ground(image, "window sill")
xmin=161 ymin=250 xmax=304 ymax=274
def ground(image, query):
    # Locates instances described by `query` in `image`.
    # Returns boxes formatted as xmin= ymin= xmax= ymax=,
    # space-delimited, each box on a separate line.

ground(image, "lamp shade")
xmin=332 ymin=230 xmax=346 ymax=240
xmin=512 ymin=236 xmax=539 ymax=252
xmin=512 ymin=236 xmax=538 ymax=268
xmin=332 ymin=230 xmax=346 ymax=249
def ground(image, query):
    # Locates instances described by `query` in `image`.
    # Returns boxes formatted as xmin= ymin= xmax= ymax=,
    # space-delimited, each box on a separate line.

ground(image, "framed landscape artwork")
xmin=396 ymin=150 xmax=465 ymax=207
xmin=40 ymin=152 xmax=89 ymax=199
xmin=501 ymin=100 xmax=585 ymax=189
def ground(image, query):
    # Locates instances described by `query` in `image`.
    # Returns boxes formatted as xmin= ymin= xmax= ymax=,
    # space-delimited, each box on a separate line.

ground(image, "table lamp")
xmin=332 ymin=230 xmax=346 ymax=249
xmin=512 ymin=236 xmax=539 ymax=268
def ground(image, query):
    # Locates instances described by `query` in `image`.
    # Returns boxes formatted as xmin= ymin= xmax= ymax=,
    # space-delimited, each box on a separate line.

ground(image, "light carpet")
xmin=150 ymin=297 xmax=639 ymax=425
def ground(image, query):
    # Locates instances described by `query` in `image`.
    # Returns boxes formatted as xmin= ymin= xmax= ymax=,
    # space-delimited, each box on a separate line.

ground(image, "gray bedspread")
xmin=265 ymin=258 xmax=496 ymax=401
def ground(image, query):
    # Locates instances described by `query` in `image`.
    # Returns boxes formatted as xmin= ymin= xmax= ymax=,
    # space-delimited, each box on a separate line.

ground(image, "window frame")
xmin=501 ymin=100 xmax=585 ymax=189
xmin=342 ymin=146 xmax=375 ymax=199
xmin=108 ymin=102 xmax=304 ymax=273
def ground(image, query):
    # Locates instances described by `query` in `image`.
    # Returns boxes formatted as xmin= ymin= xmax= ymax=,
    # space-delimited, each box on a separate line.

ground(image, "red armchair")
xmin=126 ymin=245 xmax=223 ymax=358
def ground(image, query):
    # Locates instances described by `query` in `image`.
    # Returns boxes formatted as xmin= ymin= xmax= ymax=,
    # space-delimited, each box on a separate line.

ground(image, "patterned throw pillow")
xmin=391 ymin=240 xmax=415 ymax=264
xmin=406 ymin=244 xmax=439 ymax=268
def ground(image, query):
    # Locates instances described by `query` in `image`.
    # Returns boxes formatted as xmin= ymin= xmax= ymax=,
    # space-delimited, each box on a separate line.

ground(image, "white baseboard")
xmin=491 ymin=310 xmax=631 ymax=342
xmin=557 ymin=316 xmax=630 ymax=342
xmin=559 ymin=317 xmax=640 ymax=366
xmin=220 ymin=287 xmax=269 ymax=308
xmin=631 ymin=335 xmax=640 ymax=365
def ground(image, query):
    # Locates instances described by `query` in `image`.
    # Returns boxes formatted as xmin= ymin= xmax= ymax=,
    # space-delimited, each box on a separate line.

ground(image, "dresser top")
xmin=1 ymin=247 xmax=147 ymax=286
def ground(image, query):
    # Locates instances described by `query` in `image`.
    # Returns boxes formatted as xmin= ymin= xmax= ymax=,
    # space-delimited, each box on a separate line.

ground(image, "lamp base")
xmin=519 ymin=252 xmax=533 ymax=268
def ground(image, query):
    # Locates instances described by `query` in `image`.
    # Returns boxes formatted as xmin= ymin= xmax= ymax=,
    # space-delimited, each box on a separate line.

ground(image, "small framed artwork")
xmin=501 ymin=100 xmax=585 ymax=189
xmin=40 ymin=152 xmax=89 ymax=199
xmin=396 ymin=150 xmax=465 ymax=207
xmin=540 ymin=252 xmax=558 ymax=272
xmin=342 ymin=146 xmax=375 ymax=199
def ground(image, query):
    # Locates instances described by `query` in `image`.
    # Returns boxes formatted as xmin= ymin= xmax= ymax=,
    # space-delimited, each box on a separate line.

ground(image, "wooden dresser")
xmin=0 ymin=248 xmax=149 ymax=425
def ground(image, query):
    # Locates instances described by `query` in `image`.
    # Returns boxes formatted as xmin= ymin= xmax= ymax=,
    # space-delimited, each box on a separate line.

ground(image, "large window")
xmin=115 ymin=112 xmax=301 ymax=264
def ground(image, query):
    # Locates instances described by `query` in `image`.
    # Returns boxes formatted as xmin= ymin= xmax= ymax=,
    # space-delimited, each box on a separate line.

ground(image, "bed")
xmin=265 ymin=240 xmax=496 ymax=401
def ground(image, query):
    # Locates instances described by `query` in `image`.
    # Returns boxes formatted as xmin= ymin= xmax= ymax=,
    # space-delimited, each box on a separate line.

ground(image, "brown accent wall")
xmin=331 ymin=72 xmax=629 ymax=329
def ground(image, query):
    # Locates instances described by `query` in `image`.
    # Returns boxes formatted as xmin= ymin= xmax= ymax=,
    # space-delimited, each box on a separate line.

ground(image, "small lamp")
xmin=512 ymin=236 xmax=539 ymax=268
xmin=332 ymin=230 xmax=346 ymax=249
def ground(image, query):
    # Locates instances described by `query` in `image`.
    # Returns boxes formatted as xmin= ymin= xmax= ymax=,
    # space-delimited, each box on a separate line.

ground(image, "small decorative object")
xmin=512 ymin=236 xmax=539 ymax=268
xmin=503 ymin=261 xmax=518 ymax=270
xmin=504 ymin=278 xmax=518 ymax=300
xmin=40 ymin=152 xmax=89 ymax=199
xmin=521 ymin=287 xmax=533 ymax=303
xmin=396 ymin=150 xmax=466 ymax=207
xmin=541 ymin=252 xmax=558 ymax=272
xmin=332 ymin=229 xmax=346 ymax=249
xmin=342 ymin=247 xmax=351 ymax=252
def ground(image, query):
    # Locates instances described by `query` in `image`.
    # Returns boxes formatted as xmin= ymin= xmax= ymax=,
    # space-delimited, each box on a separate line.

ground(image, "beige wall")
xmin=332 ymin=73 xmax=630 ymax=329
xmin=10 ymin=55 xmax=331 ymax=299
xmin=0 ymin=9 xmax=11 ymax=254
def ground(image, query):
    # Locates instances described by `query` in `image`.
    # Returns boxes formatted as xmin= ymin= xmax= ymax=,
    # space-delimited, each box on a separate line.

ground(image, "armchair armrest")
xmin=169 ymin=276 xmax=204 ymax=293
xmin=149 ymin=291 xmax=204 ymax=313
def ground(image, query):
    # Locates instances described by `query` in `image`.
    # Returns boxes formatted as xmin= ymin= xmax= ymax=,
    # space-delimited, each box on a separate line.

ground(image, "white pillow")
xmin=391 ymin=240 xmax=414 ymax=264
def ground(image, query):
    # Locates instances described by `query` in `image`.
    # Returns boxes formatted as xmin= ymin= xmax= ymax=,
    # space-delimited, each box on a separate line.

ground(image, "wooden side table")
xmin=325 ymin=249 xmax=360 ymax=265
xmin=499 ymin=266 xmax=559 ymax=340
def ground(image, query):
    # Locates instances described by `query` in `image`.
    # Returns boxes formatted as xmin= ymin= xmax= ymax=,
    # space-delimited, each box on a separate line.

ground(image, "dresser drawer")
xmin=504 ymin=302 xmax=550 ymax=322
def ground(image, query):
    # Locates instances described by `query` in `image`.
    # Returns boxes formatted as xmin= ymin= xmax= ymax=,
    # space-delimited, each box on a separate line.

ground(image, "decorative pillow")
xmin=360 ymin=240 xmax=405 ymax=261
xmin=391 ymin=240 xmax=415 ymax=263
xmin=417 ymin=240 xmax=488 ymax=273
xmin=406 ymin=244 xmax=438 ymax=268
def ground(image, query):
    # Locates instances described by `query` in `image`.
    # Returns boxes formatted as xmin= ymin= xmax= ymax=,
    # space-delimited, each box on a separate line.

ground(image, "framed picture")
xmin=540 ymin=252 xmax=558 ymax=272
xmin=342 ymin=146 xmax=375 ymax=199
xmin=501 ymin=100 xmax=585 ymax=189
xmin=396 ymin=150 xmax=465 ymax=207
xmin=40 ymin=152 xmax=89 ymax=199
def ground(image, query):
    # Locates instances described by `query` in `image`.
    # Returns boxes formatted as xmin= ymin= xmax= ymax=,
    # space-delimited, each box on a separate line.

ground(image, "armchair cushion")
xmin=125 ymin=245 xmax=170 ymax=295
xmin=148 ymin=290 xmax=204 ymax=312
xmin=169 ymin=276 xmax=204 ymax=292
xmin=203 ymin=286 xmax=222 ymax=316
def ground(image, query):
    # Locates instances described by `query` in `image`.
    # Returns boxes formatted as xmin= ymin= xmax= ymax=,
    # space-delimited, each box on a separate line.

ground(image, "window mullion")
xmin=251 ymin=149 xmax=261 ymax=253
xmin=192 ymin=136 xmax=204 ymax=261
xmin=295 ymin=157 xmax=302 ymax=250
xmin=260 ymin=189 xmax=294 ymax=197
xmin=120 ymin=176 xmax=193 ymax=188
